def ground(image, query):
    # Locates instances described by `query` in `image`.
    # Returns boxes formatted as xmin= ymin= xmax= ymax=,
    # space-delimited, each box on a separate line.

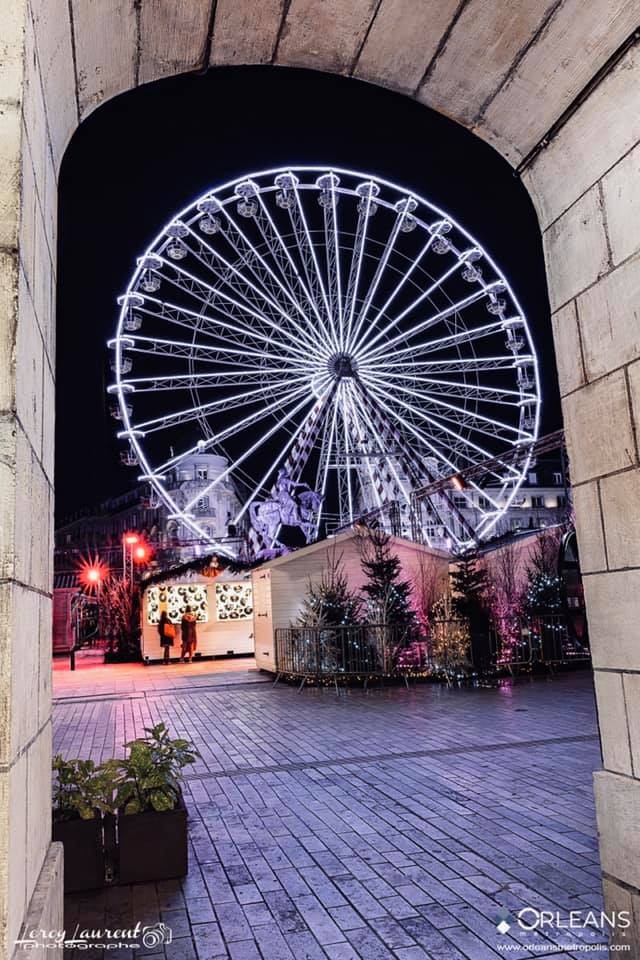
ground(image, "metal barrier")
xmin=490 ymin=614 xmax=591 ymax=669
xmin=274 ymin=624 xmax=421 ymax=686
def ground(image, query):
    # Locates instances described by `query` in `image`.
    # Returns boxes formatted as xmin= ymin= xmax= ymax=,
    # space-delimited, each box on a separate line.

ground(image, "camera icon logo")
xmin=142 ymin=923 xmax=173 ymax=948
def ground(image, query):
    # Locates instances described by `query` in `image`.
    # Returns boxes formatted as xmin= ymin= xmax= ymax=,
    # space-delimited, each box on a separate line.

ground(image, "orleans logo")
xmin=494 ymin=908 xmax=515 ymax=935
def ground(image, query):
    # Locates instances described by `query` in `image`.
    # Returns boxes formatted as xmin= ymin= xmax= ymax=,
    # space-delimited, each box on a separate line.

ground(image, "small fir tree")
xmin=450 ymin=551 xmax=489 ymax=630
xmin=297 ymin=549 xmax=361 ymax=627
xmin=358 ymin=528 xmax=415 ymax=626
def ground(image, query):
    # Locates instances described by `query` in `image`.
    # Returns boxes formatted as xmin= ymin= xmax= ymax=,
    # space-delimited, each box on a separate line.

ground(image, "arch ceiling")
xmin=37 ymin=0 xmax=638 ymax=173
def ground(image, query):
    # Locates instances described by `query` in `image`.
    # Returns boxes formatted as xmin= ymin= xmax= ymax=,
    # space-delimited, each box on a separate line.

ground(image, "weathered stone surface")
xmin=6 ymin=752 xmax=28 ymax=954
xmin=354 ymin=0 xmax=458 ymax=95
xmin=71 ymin=0 xmax=137 ymax=119
xmin=418 ymin=0 xmax=557 ymax=127
xmin=600 ymin=467 xmax=640 ymax=570
xmin=543 ymin=185 xmax=609 ymax=311
xmin=593 ymin=670 xmax=632 ymax=776
xmin=276 ymin=0 xmax=378 ymax=73
xmin=139 ymin=0 xmax=212 ymax=83
xmin=578 ymin=255 xmax=640 ymax=381
xmin=571 ymin=480 xmax=606 ymax=574
xmin=29 ymin=0 xmax=77 ymax=169
xmin=623 ymin=674 xmax=640 ymax=779
xmin=25 ymin=725 xmax=52 ymax=900
xmin=602 ymin=140 xmax=640 ymax=267
xmin=479 ymin=0 xmax=640 ymax=164
xmin=9 ymin=583 xmax=41 ymax=759
xmin=625 ymin=358 xmax=640 ymax=449
xmin=15 ymin=275 xmax=43 ymax=456
xmin=0 ymin=104 xmax=22 ymax=250
xmin=550 ymin=299 xmax=584 ymax=396
xmin=11 ymin=843 xmax=63 ymax=960
xmin=562 ymin=371 xmax=635 ymax=485
xmin=0 ymin=0 xmax=27 ymax=102
xmin=524 ymin=45 xmax=640 ymax=229
xmin=594 ymin=770 xmax=640 ymax=892
xmin=583 ymin=569 xmax=640 ymax=670
xmin=602 ymin=877 xmax=637 ymax=951
xmin=210 ymin=0 xmax=283 ymax=66
xmin=0 ymin=252 xmax=19 ymax=413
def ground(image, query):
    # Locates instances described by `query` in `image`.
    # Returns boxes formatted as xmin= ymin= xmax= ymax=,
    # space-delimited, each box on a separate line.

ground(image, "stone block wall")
xmin=524 ymin=41 xmax=640 ymax=939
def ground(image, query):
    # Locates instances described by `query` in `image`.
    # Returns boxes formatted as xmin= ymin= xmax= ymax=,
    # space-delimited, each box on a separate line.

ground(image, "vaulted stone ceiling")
xmin=56 ymin=0 xmax=638 ymax=167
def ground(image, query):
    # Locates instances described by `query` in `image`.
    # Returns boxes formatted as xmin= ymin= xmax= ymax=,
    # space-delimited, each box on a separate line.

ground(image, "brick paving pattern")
xmin=54 ymin=671 xmax=606 ymax=959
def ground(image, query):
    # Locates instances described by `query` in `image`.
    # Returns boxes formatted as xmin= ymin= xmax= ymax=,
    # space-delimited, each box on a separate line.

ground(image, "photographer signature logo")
xmin=15 ymin=921 xmax=173 ymax=950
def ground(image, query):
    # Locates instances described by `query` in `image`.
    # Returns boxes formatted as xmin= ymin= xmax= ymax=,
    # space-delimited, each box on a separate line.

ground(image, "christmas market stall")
xmin=251 ymin=530 xmax=449 ymax=675
xmin=140 ymin=554 xmax=256 ymax=663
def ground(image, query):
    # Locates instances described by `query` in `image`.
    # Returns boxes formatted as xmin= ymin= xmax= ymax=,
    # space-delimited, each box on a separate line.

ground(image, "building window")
xmin=477 ymin=496 xmax=489 ymax=510
xmin=553 ymin=472 xmax=563 ymax=485
xmin=196 ymin=467 xmax=208 ymax=480
xmin=557 ymin=495 xmax=566 ymax=508
xmin=453 ymin=495 xmax=466 ymax=508
xmin=197 ymin=496 xmax=209 ymax=512
xmin=531 ymin=495 xmax=544 ymax=508
xmin=528 ymin=472 xmax=538 ymax=485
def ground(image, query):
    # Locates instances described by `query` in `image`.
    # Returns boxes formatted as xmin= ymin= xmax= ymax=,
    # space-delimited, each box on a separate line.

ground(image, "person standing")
xmin=157 ymin=610 xmax=174 ymax=664
xmin=180 ymin=605 xmax=197 ymax=663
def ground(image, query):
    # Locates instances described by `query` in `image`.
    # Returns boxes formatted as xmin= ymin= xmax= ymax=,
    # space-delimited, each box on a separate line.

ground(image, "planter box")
xmin=117 ymin=794 xmax=188 ymax=884
xmin=53 ymin=816 xmax=105 ymax=892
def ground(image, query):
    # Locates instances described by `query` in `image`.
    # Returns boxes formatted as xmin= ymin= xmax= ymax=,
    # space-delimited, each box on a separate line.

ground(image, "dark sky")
xmin=56 ymin=65 xmax=558 ymax=522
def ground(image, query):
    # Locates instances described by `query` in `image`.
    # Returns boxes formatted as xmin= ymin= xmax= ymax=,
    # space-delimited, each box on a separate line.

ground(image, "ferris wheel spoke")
xmin=182 ymin=222 xmax=325 ymax=357
xmin=362 ymin=315 xmax=518 ymax=368
xmin=354 ymin=254 xmax=474 ymax=358
xmin=346 ymin=202 xmax=421 ymax=352
xmin=343 ymin=184 xmax=374 ymax=350
xmin=118 ymin=368 xmax=312 ymax=392
xmin=182 ymin=390 xmax=319 ymax=514
xmin=358 ymin=385 xmax=502 ymax=520
xmin=367 ymin=372 xmax=534 ymax=406
xmin=361 ymin=372 xmax=532 ymax=440
xmin=154 ymin=255 xmax=316 ymax=363
xmin=343 ymin=385 xmax=383 ymax=510
xmin=288 ymin=177 xmax=339 ymax=349
xmin=351 ymin=395 xmax=413 ymax=504
xmin=126 ymin=378 xmax=312 ymax=436
xmin=253 ymin=193 xmax=337 ymax=350
xmin=317 ymin=174 xmax=344 ymax=349
xmin=135 ymin=297 xmax=318 ymax=370
xmin=356 ymin=282 xmax=504 ymax=365
xmin=374 ymin=355 xmax=534 ymax=375
xmin=117 ymin=333 xmax=314 ymax=371
xmin=363 ymin=378 xmax=522 ymax=484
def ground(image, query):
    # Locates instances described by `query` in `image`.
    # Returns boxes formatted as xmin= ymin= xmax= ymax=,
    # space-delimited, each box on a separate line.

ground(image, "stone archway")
xmin=2 ymin=2 xmax=640 ymax=952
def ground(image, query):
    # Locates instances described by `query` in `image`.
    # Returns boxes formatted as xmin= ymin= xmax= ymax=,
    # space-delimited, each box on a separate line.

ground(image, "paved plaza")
xmin=53 ymin=670 xmax=606 ymax=959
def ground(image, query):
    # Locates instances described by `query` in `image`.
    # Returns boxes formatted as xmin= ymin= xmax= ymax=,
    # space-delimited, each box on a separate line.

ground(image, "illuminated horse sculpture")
xmin=250 ymin=470 xmax=323 ymax=551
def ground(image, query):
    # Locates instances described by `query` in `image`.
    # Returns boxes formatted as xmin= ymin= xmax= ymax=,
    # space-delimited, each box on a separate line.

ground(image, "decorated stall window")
xmin=215 ymin=583 xmax=253 ymax=621
xmin=147 ymin=584 xmax=209 ymax=624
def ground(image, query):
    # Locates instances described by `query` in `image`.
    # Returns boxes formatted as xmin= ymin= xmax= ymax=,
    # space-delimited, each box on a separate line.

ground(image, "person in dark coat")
xmin=180 ymin=605 xmax=197 ymax=662
xmin=157 ymin=610 xmax=174 ymax=664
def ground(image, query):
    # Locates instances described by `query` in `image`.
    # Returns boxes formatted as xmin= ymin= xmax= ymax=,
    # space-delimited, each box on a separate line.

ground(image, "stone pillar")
xmin=525 ymin=42 xmax=640 ymax=948
xmin=1 ymin=0 xmax=70 ymax=955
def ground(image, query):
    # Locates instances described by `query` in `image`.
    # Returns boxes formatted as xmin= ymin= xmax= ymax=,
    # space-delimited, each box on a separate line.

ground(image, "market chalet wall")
xmin=1 ymin=0 xmax=639 ymax=954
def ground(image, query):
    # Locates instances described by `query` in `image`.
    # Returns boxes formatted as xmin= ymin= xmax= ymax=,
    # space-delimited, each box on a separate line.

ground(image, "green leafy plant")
xmin=115 ymin=723 xmax=198 ymax=815
xmin=52 ymin=756 xmax=119 ymax=820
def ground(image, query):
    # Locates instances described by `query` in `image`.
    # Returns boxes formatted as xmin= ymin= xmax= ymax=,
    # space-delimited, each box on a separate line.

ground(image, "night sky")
xmin=55 ymin=65 xmax=558 ymax=523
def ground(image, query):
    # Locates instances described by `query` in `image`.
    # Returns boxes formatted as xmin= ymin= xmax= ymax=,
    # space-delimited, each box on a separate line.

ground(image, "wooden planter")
xmin=117 ymin=793 xmax=188 ymax=884
xmin=53 ymin=816 xmax=105 ymax=892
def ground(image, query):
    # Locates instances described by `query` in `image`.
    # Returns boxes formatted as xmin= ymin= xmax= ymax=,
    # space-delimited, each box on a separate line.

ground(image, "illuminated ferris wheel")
xmin=108 ymin=166 xmax=540 ymax=555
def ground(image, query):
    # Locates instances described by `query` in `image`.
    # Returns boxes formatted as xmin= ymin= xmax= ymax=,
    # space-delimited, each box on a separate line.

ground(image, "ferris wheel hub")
xmin=328 ymin=352 xmax=358 ymax=380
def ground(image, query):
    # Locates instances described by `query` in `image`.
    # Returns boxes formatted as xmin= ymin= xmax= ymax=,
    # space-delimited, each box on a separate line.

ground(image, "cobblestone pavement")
xmin=54 ymin=671 xmax=607 ymax=959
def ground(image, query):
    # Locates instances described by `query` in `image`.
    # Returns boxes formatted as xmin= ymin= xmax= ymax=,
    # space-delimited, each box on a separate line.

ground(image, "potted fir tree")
xmin=52 ymin=756 xmax=117 ymax=892
xmin=115 ymin=723 xmax=197 ymax=884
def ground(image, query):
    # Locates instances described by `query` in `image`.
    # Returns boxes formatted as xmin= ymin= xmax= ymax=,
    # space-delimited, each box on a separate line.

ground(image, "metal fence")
xmin=274 ymin=624 xmax=421 ymax=681
xmin=489 ymin=614 xmax=591 ymax=669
